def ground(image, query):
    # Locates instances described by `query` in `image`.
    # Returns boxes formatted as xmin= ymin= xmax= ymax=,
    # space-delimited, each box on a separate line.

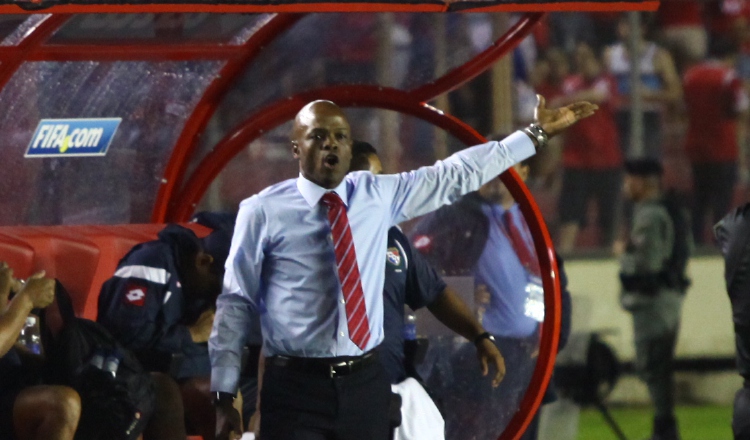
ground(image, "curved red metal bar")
xmin=0 ymin=14 xmax=70 ymax=95
xmin=150 ymin=13 xmax=305 ymax=223
xmin=169 ymin=84 xmax=561 ymax=440
xmin=408 ymin=12 xmax=544 ymax=102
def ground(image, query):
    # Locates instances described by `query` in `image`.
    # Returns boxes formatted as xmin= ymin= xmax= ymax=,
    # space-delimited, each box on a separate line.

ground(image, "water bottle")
xmin=103 ymin=352 xmax=122 ymax=378
xmin=403 ymin=313 xmax=417 ymax=341
xmin=17 ymin=314 xmax=43 ymax=355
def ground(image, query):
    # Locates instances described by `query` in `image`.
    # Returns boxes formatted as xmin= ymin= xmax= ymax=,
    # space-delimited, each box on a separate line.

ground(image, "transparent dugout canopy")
xmin=0 ymin=11 xmax=565 ymax=440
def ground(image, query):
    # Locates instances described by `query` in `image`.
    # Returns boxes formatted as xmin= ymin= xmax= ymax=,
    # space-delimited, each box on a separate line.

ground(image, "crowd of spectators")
xmin=508 ymin=1 xmax=750 ymax=253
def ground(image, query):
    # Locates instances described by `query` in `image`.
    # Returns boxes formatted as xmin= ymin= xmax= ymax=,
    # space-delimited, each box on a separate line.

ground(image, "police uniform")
xmin=619 ymin=160 xmax=686 ymax=440
xmin=97 ymin=225 xmax=212 ymax=379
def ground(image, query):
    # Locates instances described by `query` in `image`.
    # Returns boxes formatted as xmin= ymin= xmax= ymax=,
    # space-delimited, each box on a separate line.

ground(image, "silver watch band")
xmin=523 ymin=124 xmax=549 ymax=151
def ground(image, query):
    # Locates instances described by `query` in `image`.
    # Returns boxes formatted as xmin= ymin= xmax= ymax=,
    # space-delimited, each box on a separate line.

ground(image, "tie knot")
xmin=321 ymin=192 xmax=344 ymax=208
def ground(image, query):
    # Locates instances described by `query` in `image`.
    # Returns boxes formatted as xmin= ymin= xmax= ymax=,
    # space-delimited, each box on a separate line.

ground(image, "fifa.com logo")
xmin=25 ymin=118 xmax=122 ymax=158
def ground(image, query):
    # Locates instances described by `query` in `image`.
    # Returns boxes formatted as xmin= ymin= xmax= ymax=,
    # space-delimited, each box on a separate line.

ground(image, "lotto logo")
xmin=124 ymin=284 xmax=146 ymax=307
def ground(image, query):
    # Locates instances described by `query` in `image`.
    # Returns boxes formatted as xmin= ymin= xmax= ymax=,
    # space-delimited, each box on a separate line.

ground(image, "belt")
xmin=266 ymin=350 xmax=379 ymax=378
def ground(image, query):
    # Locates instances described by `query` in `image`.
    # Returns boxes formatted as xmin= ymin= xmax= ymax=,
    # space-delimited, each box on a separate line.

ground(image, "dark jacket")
xmin=97 ymin=225 xmax=211 ymax=379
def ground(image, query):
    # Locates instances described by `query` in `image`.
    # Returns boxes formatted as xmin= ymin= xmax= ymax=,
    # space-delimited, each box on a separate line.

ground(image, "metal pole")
xmin=492 ymin=13 xmax=514 ymax=136
xmin=432 ymin=14 xmax=449 ymax=159
xmin=627 ymin=11 xmax=644 ymax=158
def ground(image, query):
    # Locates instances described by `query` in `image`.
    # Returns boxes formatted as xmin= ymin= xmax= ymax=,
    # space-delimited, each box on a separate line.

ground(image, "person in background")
xmin=410 ymin=158 xmax=557 ymax=439
xmin=349 ymin=140 xmax=505 ymax=440
xmin=616 ymin=159 xmax=690 ymax=440
xmin=605 ymin=13 xmax=681 ymax=159
xmin=554 ymin=42 xmax=623 ymax=254
xmin=0 ymin=262 xmax=81 ymax=440
xmin=683 ymin=36 xmax=749 ymax=244
xmin=655 ymin=0 xmax=707 ymax=73
xmin=98 ymin=224 xmax=237 ymax=440
xmin=210 ymin=97 xmax=596 ymax=440
xmin=715 ymin=203 xmax=750 ymax=440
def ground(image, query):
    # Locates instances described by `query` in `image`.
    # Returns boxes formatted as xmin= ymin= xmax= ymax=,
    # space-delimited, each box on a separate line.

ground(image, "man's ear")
xmin=291 ymin=141 xmax=300 ymax=159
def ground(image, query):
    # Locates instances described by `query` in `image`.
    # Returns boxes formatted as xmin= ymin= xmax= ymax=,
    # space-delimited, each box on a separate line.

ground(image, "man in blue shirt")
xmin=349 ymin=141 xmax=503 ymax=386
xmin=410 ymin=160 xmax=541 ymax=438
xmin=350 ymin=141 xmax=505 ymax=439
xmin=211 ymin=97 xmax=596 ymax=440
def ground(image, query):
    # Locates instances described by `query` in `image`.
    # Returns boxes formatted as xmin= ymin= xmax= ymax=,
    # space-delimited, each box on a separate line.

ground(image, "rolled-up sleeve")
xmin=379 ymin=131 xmax=535 ymax=224
xmin=209 ymin=197 xmax=267 ymax=394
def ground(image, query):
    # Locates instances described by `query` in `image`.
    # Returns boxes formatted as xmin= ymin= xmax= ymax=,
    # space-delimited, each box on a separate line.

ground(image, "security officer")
xmin=714 ymin=203 xmax=750 ymax=440
xmin=617 ymin=158 xmax=690 ymax=440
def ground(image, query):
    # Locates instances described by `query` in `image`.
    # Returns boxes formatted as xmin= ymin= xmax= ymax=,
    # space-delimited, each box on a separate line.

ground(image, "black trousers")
xmin=260 ymin=356 xmax=391 ymax=440
xmin=692 ymin=161 xmax=737 ymax=244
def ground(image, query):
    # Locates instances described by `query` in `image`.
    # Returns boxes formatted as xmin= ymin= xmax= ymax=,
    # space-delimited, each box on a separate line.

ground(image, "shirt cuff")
xmin=211 ymin=366 xmax=241 ymax=394
xmin=503 ymin=130 xmax=537 ymax=162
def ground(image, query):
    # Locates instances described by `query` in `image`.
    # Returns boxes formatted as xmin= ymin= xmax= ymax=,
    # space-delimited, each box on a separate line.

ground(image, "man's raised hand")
xmin=535 ymin=94 xmax=598 ymax=137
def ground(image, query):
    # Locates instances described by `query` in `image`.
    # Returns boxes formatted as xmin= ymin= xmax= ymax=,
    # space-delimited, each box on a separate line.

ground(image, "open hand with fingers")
xmin=535 ymin=94 xmax=598 ymax=137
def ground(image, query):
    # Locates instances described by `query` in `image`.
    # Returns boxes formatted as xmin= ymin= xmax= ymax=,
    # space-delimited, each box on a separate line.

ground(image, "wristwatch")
xmin=474 ymin=331 xmax=496 ymax=346
xmin=213 ymin=391 xmax=236 ymax=406
xmin=523 ymin=123 xmax=549 ymax=151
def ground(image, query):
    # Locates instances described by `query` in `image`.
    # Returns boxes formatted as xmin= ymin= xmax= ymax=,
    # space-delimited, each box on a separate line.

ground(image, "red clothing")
xmin=657 ymin=1 xmax=704 ymax=27
xmin=534 ymin=81 xmax=564 ymax=104
xmin=683 ymin=61 xmax=748 ymax=163
xmin=706 ymin=0 xmax=750 ymax=37
xmin=561 ymin=74 xmax=622 ymax=170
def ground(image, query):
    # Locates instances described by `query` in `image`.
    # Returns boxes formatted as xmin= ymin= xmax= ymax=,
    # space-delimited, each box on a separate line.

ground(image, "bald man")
xmin=210 ymin=98 xmax=596 ymax=440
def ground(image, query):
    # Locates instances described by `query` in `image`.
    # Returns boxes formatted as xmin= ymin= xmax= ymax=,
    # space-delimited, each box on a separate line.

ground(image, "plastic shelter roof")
xmin=0 ymin=6 xmax=655 ymax=440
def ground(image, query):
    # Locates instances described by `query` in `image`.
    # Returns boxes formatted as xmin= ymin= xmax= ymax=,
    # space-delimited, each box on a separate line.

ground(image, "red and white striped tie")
xmin=322 ymin=192 xmax=371 ymax=350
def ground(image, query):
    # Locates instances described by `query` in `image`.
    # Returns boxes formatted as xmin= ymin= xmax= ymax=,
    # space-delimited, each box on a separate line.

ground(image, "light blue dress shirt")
xmin=476 ymin=203 xmax=539 ymax=338
xmin=210 ymin=131 xmax=535 ymax=393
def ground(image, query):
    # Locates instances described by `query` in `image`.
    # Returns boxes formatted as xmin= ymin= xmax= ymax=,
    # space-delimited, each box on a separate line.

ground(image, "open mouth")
xmin=323 ymin=154 xmax=339 ymax=168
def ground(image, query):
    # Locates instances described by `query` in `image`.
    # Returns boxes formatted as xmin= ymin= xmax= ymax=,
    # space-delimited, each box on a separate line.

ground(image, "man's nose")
xmin=323 ymin=135 xmax=339 ymax=150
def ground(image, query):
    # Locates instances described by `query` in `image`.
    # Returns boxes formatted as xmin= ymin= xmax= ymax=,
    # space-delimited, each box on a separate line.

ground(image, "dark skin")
xmin=291 ymin=100 xmax=354 ymax=190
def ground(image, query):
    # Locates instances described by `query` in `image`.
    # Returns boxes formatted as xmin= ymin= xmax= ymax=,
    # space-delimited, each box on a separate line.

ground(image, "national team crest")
xmin=386 ymin=247 xmax=401 ymax=266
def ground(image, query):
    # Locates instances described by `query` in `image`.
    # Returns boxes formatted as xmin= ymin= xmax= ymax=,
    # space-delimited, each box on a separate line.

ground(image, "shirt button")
xmin=339 ymin=331 xmax=345 ymax=337
xmin=328 ymin=234 xmax=333 ymax=241
xmin=340 ymin=298 xmax=346 ymax=304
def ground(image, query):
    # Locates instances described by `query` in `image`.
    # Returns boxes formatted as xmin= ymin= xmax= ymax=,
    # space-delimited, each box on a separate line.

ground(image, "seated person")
xmin=0 ymin=262 xmax=80 ymax=440
xmin=97 ymin=224 xmax=237 ymax=439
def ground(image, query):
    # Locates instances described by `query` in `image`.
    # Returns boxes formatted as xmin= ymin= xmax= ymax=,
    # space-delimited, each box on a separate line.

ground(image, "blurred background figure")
xmin=555 ymin=42 xmax=623 ymax=254
xmin=715 ymin=203 xmax=750 ymax=440
xmin=605 ymin=13 xmax=681 ymax=160
xmin=683 ymin=36 xmax=749 ymax=245
xmin=617 ymin=159 xmax=691 ymax=440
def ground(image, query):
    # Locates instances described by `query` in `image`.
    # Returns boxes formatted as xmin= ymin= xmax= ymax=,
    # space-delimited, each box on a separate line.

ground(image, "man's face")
xmin=182 ymin=251 xmax=222 ymax=302
xmin=477 ymin=163 xmax=530 ymax=204
xmin=623 ymin=174 xmax=643 ymax=201
xmin=292 ymin=101 xmax=353 ymax=189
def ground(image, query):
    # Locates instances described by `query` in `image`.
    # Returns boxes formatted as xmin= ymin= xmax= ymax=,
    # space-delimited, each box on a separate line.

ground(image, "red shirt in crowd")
xmin=683 ymin=60 xmax=749 ymax=163
xmin=560 ymin=74 xmax=622 ymax=170
xmin=657 ymin=0 xmax=704 ymax=28
xmin=706 ymin=0 xmax=750 ymax=38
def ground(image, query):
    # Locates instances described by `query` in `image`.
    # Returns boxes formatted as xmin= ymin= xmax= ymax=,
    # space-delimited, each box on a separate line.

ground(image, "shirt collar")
xmin=296 ymin=173 xmax=349 ymax=208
